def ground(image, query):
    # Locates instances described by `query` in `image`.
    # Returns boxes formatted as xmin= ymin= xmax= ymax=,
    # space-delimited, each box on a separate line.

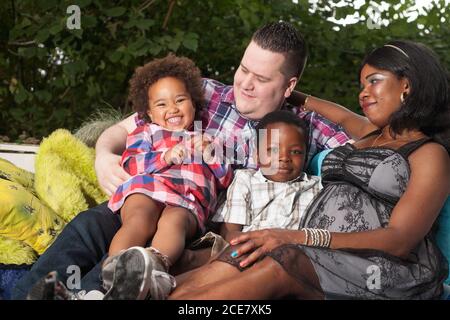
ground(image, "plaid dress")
xmin=108 ymin=123 xmax=233 ymax=232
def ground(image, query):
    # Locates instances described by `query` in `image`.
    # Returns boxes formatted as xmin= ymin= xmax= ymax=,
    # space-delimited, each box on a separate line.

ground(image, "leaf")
xmin=35 ymin=29 xmax=50 ymax=42
xmin=135 ymin=19 xmax=155 ymax=30
xmin=104 ymin=7 xmax=127 ymax=17
xmin=108 ymin=51 xmax=122 ymax=63
xmin=49 ymin=22 xmax=63 ymax=35
xmin=182 ymin=38 xmax=198 ymax=51
xmin=14 ymin=86 xmax=29 ymax=104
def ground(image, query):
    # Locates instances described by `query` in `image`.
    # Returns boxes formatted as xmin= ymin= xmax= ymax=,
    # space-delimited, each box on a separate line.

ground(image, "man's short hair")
xmin=252 ymin=21 xmax=308 ymax=79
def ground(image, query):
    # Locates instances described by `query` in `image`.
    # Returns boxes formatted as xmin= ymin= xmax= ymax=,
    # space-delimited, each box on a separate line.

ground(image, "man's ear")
xmin=284 ymin=77 xmax=298 ymax=98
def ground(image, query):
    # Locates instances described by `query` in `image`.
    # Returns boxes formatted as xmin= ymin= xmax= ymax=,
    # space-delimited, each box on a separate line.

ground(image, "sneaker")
xmin=27 ymin=271 xmax=82 ymax=300
xmin=102 ymin=246 xmax=176 ymax=300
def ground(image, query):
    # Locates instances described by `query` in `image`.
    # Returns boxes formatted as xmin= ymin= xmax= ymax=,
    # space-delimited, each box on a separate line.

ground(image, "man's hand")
xmin=95 ymin=153 xmax=131 ymax=196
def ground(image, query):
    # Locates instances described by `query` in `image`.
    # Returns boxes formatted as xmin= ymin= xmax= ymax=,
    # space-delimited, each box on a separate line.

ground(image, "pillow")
xmin=0 ymin=178 xmax=65 ymax=255
xmin=34 ymin=129 xmax=108 ymax=222
xmin=436 ymin=197 xmax=450 ymax=285
xmin=0 ymin=158 xmax=34 ymax=191
xmin=307 ymin=149 xmax=333 ymax=176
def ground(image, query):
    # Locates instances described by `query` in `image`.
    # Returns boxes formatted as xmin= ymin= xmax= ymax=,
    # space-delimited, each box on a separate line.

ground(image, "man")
xmin=13 ymin=21 xmax=350 ymax=299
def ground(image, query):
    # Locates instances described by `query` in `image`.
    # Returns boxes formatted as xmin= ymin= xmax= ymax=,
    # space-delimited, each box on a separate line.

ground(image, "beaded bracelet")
xmin=301 ymin=228 xmax=331 ymax=248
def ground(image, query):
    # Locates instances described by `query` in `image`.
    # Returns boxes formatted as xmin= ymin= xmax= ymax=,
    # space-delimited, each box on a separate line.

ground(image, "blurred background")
xmin=0 ymin=0 xmax=448 ymax=143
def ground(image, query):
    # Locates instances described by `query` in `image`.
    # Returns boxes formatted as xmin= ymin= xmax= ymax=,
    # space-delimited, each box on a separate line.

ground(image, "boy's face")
xmin=147 ymin=77 xmax=195 ymax=131
xmin=258 ymin=122 xmax=306 ymax=182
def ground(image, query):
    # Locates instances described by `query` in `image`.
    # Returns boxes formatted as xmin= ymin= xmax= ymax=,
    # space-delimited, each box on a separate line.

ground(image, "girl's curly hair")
xmin=128 ymin=53 xmax=204 ymax=122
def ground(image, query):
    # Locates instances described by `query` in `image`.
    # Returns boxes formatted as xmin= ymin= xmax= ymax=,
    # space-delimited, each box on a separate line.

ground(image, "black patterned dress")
xmin=268 ymin=136 xmax=448 ymax=299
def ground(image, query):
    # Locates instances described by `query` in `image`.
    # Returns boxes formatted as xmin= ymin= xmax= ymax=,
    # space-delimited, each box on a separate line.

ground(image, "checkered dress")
xmin=108 ymin=123 xmax=233 ymax=232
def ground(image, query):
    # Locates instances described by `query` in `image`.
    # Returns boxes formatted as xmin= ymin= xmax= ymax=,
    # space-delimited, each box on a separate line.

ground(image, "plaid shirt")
xmin=108 ymin=123 xmax=233 ymax=231
xmin=212 ymin=169 xmax=323 ymax=231
xmin=135 ymin=78 xmax=351 ymax=168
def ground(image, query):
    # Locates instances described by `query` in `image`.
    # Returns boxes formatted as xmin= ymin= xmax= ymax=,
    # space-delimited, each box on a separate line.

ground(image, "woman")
xmin=169 ymin=40 xmax=450 ymax=300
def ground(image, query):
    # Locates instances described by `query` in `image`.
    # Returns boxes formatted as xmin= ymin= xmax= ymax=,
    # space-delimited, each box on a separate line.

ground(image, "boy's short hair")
xmin=255 ymin=110 xmax=310 ymax=160
xmin=128 ymin=53 xmax=205 ymax=122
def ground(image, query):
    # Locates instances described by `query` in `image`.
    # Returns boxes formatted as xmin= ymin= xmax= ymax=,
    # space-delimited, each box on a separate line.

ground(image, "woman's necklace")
xmin=371 ymin=132 xmax=424 ymax=147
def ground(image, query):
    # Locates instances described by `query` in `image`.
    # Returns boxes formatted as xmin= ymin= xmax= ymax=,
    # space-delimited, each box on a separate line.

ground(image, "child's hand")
xmin=193 ymin=133 xmax=216 ymax=164
xmin=164 ymin=143 xmax=187 ymax=165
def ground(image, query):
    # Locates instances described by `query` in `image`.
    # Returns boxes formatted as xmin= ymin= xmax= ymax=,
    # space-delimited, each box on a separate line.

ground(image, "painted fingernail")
xmin=231 ymin=251 xmax=238 ymax=258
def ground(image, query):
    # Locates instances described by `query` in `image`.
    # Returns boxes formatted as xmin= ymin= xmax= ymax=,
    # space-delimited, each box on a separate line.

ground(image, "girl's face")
xmin=359 ymin=64 xmax=409 ymax=128
xmin=258 ymin=122 xmax=306 ymax=182
xmin=147 ymin=77 xmax=195 ymax=131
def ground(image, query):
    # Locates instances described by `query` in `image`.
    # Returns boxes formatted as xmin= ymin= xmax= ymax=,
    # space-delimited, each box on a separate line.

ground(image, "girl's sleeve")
xmin=207 ymin=161 xmax=234 ymax=190
xmin=121 ymin=126 xmax=169 ymax=175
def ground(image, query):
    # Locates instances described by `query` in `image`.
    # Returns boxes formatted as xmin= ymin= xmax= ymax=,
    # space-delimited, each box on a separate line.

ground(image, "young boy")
xmin=213 ymin=110 xmax=322 ymax=244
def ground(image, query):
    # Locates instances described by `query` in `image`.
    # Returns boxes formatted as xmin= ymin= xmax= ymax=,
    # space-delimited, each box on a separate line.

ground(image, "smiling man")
xmin=14 ymin=21 xmax=351 ymax=299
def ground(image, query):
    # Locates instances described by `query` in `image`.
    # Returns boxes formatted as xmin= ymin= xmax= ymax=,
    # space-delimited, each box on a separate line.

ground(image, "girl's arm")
xmin=231 ymin=143 xmax=450 ymax=267
xmin=121 ymin=125 xmax=170 ymax=176
xmin=289 ymin=91 xmax=378 ymax=140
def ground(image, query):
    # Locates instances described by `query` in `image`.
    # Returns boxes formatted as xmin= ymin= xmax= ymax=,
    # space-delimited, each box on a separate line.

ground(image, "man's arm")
xmin=95 ymin=113 xmax=138 ymax=196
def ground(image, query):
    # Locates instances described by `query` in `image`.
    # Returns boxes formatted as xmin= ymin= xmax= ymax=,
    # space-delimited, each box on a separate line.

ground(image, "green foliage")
xmin=0 ymin=0 xmax=448 ymax=140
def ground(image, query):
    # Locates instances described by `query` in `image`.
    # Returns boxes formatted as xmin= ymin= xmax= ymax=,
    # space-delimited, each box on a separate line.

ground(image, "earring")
xmin=400 ymin=92 xmax=406 ymax=104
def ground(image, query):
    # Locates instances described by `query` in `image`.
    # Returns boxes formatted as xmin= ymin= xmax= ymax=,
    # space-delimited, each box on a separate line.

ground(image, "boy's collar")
xmin=255 ymin=169 xmax=306 ymax=184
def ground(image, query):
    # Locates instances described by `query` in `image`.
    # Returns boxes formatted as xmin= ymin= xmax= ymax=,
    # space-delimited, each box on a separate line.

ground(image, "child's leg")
xmin=150 ymin=205 xmax=198 ymax=267
xmin=108 ymin=194 xmax=164 ymax=256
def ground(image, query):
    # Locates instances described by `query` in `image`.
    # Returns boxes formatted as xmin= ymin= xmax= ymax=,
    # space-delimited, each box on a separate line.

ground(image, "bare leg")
xmin=150 ymin=205 xmax=197 ymax=266
xmin=170 ymin=255 xmax=324 ymax=300
xmin=108 ymin=194 xmax=164 ymax=256
xmin=170 ymin=248 xmax=212 ymax=276
xmin=171 ymin=259 xmax=242 ymax=298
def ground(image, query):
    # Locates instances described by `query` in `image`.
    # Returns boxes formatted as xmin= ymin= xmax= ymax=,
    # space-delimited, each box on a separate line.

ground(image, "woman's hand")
xmin=229 ymin=229 xmax=304 ymax=268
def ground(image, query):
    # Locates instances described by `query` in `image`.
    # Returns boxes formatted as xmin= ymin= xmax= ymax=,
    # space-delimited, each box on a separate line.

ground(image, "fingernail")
xmin=231 ymin=251 xmax=238 ymax=258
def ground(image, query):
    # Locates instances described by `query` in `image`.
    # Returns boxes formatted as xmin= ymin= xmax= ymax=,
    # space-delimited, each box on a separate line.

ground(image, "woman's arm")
xmin=289 ymin=91 xmax=378 ymax=140
xmin=232 ymin=143 xmax=450 ymax=267
xmin=95 ymin=113 xmax=138 ymax=195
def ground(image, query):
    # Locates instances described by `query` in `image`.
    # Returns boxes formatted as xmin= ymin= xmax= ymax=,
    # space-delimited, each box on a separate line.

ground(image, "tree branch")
xmin=162 ymin=0 xmax=176 ymax=30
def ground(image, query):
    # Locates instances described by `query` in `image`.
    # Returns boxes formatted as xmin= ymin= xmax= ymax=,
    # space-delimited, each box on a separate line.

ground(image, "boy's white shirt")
xmin=212 ymin=169 xmax=323 ymax=232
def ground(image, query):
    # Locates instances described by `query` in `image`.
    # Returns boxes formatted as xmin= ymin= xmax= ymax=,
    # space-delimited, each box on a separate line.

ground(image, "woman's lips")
xmin=361 ymin=101 xmax=376 ymax=110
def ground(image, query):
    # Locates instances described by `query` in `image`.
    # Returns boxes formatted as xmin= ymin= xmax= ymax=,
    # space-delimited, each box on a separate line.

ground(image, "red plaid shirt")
xmin=108 ymin=123 xmax=233 ymax=231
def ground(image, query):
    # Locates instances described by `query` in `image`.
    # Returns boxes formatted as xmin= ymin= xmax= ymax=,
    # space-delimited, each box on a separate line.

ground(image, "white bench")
xmin=0 ymin=143 xmax=38 ymax=173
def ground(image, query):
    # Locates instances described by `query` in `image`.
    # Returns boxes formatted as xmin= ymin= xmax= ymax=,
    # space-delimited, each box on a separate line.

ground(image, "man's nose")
xmin=241 ymin=73 xmax=254 ymax=91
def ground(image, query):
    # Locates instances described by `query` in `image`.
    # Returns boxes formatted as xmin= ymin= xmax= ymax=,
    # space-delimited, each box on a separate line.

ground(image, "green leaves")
xmin=104 ymin=7 xmax=127 ymax=17
xmin=1 ymin=0 xmax=448 ymax=141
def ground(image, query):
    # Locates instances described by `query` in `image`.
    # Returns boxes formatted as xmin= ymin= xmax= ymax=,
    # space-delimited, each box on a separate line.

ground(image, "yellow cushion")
xmin=0 ymin=235 xmax=37 ymax=265
xmin=0 ymin=178 xmax=65 ymax=255
xmin=34 ymin=129 xmax=108 ymax=222
xmin=0 ymin=158 xmax=34 ymax=191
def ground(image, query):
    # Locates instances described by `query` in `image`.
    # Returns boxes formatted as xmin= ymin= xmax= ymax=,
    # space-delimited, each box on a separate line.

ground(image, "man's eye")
xmin=268 ymin=147 xmax=279 ymax=153
xmin=257 ymin=77 xmax=269 ymax=83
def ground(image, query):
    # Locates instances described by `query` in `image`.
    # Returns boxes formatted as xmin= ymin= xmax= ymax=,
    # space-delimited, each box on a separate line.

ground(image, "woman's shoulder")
xmin=408 ymin=141 xmax=450 ymax=175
